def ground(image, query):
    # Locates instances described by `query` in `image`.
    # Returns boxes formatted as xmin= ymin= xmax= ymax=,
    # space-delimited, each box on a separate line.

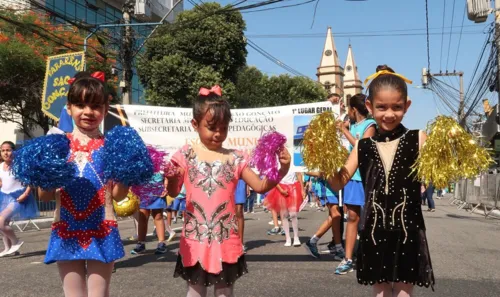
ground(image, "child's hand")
xmin=164 ymin=161 xmax=183 ymax=180
xmin=112 ymin=182 xmax=129 ymax=202
xmin=278 ymin=147 xmax=291 ymax=168
xmin=280 ymin=190 xmax=289 ymax=197
xmin=16 ymin=194 xmax=28 ymax=203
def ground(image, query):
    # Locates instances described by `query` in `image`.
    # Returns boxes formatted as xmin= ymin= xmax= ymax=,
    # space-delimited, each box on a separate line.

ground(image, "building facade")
xmin=316 ymin=27 xmax=363 ymax=106
xmin=0 ymin=0 xmax=183 ymax=145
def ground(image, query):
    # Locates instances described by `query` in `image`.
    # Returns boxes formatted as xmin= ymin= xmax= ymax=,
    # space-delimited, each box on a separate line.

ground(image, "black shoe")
xmin=154 ymin=242 xmax=168 ymax=255
xmin=130 ymin=243 xmax=146 ymax=255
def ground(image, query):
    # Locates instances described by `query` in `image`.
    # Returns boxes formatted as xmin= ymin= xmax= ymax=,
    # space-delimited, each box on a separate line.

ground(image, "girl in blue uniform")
xmin=16 ymin=76 xmax=151 ymax=297
xmin=0 ymin=141 xmax=38 ymax=257
xmin=336 ymin=93 xmax=376 ymax=275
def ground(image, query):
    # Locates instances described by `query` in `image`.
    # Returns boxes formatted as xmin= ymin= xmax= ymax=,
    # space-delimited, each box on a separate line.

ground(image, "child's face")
xmin=191 ymin=108 xmax=229 ymax=151
xmin=366 ymin=88 xmax=411 ymax=132
xmin=1 ymin=144 xmax=13 ymax=162
xmin=67 ymin=101 xmax=107 ymax=132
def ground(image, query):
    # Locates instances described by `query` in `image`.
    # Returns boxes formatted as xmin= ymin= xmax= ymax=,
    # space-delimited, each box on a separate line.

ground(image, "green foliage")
xmin=234 ymin=66 xmax=328 ymax=108
xmin=138 ymin=2 xmax=246 ymax=107
xmin=0 ymin=10 xmax=116 ymax=136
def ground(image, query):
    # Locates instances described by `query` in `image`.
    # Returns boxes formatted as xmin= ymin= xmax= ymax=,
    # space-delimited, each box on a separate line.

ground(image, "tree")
xmin=0 ymin=11 xmax=116 ymax=136
xmin=138 ymin=2 xmax=247 ymax=107
xmin=234 ymin=66 xmax=328 ymax=108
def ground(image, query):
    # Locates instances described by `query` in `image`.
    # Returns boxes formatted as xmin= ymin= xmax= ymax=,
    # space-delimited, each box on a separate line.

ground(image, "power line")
xmin=246 ymin=38 xmax=308 ymax=77
xmin=439 ymin=0 xmax=446 ymax=71
xmin=445 ymin=0 xmax=456 ymax=70
xmin=453 ymin=2 xmax=466 ymax=71
xmin=241 ymin=0 xmax=315 ymax=13
xmin=246 ymin=30 xmax=483 ymax=39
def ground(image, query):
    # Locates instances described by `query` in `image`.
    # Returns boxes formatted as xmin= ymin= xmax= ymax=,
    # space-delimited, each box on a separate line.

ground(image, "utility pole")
xmin=495 ymin=0 xmax=500 ymax=104
xmin=121 ymin=0 xmax=135 ymax=105
xmin=423 ymin=70 xmax=465 ymax=125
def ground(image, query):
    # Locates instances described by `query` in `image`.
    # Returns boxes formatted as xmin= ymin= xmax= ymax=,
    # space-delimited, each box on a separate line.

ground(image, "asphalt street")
xmin=1 ymin=197 xmax=500 ymax=297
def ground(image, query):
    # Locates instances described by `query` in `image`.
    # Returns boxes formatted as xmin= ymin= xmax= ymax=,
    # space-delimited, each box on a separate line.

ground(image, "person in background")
xmin=235 ymin=179 xmax=247 ymax=252
xmin=423 ymin=183 xmax=436 ymax=212
xmin=0 ymin=141 xmax=38 ymax=257
xmin=335 ymin=93 xmax=376 ymax=275
xmin=245 ymin=184 xmax=256 ymax=214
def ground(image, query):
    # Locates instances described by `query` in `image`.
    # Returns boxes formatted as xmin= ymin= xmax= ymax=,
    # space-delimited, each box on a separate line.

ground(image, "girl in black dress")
xmin=328 ymin=65 xmax=434 ymax=297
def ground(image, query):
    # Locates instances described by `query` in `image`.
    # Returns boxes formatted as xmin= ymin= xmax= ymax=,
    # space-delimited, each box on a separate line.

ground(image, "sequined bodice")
xmin=172 ymin=144 xmax=248 ymax=273
xmin=358 ymin=126 xmax=425 ymax=237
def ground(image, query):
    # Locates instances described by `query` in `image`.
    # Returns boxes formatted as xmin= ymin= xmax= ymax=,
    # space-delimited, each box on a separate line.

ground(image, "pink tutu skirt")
xmin=265 ymin=182 xmax=303 ymax=212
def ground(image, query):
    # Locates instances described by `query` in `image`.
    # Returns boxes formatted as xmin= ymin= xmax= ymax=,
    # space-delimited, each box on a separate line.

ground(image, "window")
xmin=66 ymin=1 xmax=76 ymax=19
xmin=87 ymin=10 xmax=96 ymax=24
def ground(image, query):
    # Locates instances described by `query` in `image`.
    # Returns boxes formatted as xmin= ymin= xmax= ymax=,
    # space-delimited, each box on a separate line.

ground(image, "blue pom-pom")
xmin=12 ymin=134 xmax=75 ymax=190
xmin=103 ymin=126 xmax=153 ymax=186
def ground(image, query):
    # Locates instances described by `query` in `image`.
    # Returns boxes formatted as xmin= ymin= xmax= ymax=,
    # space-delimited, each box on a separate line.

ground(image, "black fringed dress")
xmin=356 ymin=124 xmax=435 ymax=289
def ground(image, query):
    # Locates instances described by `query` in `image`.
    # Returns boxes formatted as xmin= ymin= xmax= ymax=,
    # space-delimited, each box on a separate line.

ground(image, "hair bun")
xmin=376 ymin=64 xmax=395 ymax=73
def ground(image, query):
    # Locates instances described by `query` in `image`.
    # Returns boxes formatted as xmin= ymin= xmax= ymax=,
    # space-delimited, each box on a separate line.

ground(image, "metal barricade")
xmin=479 ymin=173 xmax=499 ymax=218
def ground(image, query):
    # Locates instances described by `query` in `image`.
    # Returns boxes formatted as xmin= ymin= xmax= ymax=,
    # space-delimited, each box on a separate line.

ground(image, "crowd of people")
xmin=0 ymin=65 xmax=440 ymax=297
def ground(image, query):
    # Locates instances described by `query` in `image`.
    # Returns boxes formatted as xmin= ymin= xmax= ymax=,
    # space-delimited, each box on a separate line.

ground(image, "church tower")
xmin=343 ymin=44 xmax=363 ymax=105
xmin=316 ymin=27 xmax=344 ymax=96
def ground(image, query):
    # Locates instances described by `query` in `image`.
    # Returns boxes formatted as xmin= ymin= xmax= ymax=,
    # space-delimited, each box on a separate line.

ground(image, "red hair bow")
xmin=199 ymin=85 xmax=222 ymax=96
xmin=67 ymin=71 xmax=106 ymax=85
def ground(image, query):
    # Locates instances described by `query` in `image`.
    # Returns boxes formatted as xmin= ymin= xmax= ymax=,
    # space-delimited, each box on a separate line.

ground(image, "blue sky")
xmin=185 ymin=0 xmax=494 ymax=129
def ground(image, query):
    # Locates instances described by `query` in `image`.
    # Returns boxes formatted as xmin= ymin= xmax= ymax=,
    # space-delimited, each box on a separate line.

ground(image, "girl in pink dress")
xmin=166 ymin=86 xmax=291 ymax=297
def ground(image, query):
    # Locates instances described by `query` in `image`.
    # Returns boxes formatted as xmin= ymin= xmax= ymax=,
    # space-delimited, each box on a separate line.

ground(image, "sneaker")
xmin=167 ymin=232 xmax=176 ymax=242
xmin=335 ymin=259 xmax=354 ymax=275
xmin=322 ymin=241 xmax=336 ymax=254
xmin=130 ymin=243 xmax=146 ymax=255
xmin=280 ymin=229 xmax=286 ymax=236
xmin=293 ymin=238 xmax=301 ymax=247
xmin=173 ymin=218 xmax=177 ymax=224
xmin=284 ymin=240 xmax=292 ymax=247
xmin=6 ymin=241 xmax=24 ymax=255
xmin=267 ymin=227 xmax=281 ymax=235
xmin=242 ymin=245 xmax=248 ymax=254
xmin=154 ymin=242 xmax=168 ymax=255
xmin=251 ymin=211 xmax=255 ymax=214
xmin=333 ymin=249 xmax=346 ymax=261
xmin=0 ymin=250 xmax=9 ymax=258
xmin=304 ymin=240 xmax=320 ymax=259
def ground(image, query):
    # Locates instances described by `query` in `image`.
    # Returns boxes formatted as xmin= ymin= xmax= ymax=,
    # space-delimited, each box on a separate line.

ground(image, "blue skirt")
xmin=140 ymin=196 xmax=167 ymax=210
xmin=343 ymin=180 xmax=365 ymax=206
xmin=45 ymin=225 xmax=124 ymax=264
xmin=0 ymin=188 xmax=39 ymax=220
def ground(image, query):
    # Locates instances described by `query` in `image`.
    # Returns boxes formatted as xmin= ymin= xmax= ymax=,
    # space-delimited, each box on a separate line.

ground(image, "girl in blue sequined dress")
xmin=18 ymin=77 xmax=151 ymax=297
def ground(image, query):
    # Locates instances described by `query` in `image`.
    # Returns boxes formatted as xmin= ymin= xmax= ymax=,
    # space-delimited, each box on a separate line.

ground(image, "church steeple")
xmin=343 ymin=44 xmax=363 ymax=104
xmin=316 ymin=27 xmax=344 ymax=95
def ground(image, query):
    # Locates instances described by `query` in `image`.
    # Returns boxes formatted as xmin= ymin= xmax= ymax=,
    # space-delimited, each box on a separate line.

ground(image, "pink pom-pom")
xmin=147 ymin=145 xmax=168 ymax=172
xmin=131 ymin=146 xmax=167 ymax=204
xmin=250 ymin=131 xmax=287 ymax=182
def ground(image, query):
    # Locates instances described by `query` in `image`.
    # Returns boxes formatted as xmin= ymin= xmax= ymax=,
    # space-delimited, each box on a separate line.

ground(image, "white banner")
xmin=104 ymin=102 xmax=341 ymax=171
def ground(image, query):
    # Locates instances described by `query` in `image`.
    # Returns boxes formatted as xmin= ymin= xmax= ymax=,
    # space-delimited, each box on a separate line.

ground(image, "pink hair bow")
xmin=199 ymin=85 xmax=222 ymax=96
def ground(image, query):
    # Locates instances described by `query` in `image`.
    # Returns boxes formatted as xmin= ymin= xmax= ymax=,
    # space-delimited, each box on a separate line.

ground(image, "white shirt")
xmin=281 ymin=171 xmax=298 ymax=185
xmin=0 ymin=162 xmax=24 ymax=194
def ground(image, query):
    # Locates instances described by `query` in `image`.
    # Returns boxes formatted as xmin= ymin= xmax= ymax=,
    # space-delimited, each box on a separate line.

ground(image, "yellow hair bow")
xmin=364 ymin=70 xmax=413 ymax=86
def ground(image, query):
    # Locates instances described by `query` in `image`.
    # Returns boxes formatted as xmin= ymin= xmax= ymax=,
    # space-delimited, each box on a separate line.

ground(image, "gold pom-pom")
xmin=113 ymin=191 xmax=140 ymax=217
xmin=412 ymin=116 xmax=494 ymax=189
xmin=166 ymin=195 xmax=175 ymax=206
xmin=302 ymin=111 xmax=349 ymax=178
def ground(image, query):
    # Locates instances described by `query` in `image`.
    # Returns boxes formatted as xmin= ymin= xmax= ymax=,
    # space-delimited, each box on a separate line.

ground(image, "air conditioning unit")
xmin=467 ymin=0 xmax=491 ymax=23
xmin=135 ymin=0 xmax=152 ymax=19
